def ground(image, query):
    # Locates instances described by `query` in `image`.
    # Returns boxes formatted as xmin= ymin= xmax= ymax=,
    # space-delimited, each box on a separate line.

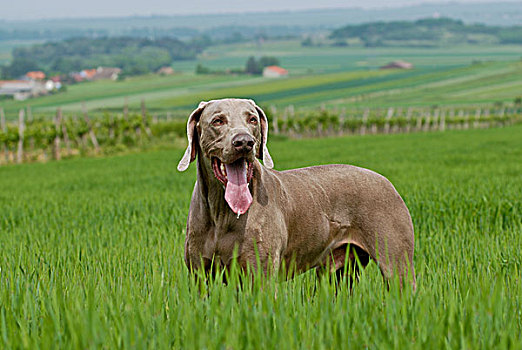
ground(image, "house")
xmin=380 ymin=60 xmax=414 ymax=70
xmin=91 ymin=67 xmax=121 ymax=81
xmin=157 ymin=66 xmax=175 ymax=75
xmin=70 ymin=73 xmax=84 ymax=82
xmin=26 ymin=71 xmax=46 ymax=80
xmin=45 ymin=80 xmax=62 ymax=91
xmin=0 ymin=80 xmax=46 ymax=100
xmin=80 ymin=68 xmax=97 ymax=80
xmin=73 ymin=67 xmax=121 ymax=82
xmin=263 ymin=66 xmax=289 ymax=78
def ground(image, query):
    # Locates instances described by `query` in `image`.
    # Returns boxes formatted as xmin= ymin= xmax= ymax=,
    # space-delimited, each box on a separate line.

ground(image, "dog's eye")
xmin=212 ymin=118 xmax=225 ymax=126
xmin=249 ymin=116 xmax=258 ymax=125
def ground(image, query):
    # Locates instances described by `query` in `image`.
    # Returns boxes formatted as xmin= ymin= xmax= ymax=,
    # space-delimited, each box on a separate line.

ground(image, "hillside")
xmin=1 ymin=37 xmax=204 ymax=78
xmin=0 ymin=2 xmax=521 ymax=43
xmin=1 ymin=47 xmax=521 ymax=118
xmin=330 ymin=18 xmax=522 ymax=47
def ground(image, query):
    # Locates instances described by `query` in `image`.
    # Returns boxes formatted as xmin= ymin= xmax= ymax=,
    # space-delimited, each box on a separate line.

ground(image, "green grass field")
xmin=1 ymin=42 xmax=521 ymax=119
xmin=1 ymin=124 xmax=521 ymax=348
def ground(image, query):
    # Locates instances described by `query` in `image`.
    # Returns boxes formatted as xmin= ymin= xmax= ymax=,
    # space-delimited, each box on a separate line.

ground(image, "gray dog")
xmin=178 ymin=98 xmax=415 ymax=287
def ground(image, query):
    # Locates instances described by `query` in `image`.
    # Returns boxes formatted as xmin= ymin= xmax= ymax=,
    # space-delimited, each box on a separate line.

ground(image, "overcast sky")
xmin=1 ymin=0 xmax=520 ymax=21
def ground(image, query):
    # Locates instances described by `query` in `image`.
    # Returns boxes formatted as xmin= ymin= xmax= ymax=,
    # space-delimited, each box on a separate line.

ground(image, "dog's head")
xmin=177 ymin=98 xmax=273 ymax=214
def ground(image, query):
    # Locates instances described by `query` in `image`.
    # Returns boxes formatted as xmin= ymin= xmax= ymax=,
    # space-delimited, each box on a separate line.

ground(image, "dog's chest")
xmin=203 ymin=226 xmax=244 ymax=266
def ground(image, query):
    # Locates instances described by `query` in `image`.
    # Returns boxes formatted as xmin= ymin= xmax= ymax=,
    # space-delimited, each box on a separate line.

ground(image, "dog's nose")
xmin=232 ymin=133 xmax=255 ymax=152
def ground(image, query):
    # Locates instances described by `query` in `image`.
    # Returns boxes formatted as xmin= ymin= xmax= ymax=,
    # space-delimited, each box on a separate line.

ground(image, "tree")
xmin=195 ymin=64 xmax=210 ymax=74
xmin=259 ymin=56 xmax=280 ymax=68
xmin=245 ymin=56 xmax=261 ymax=75
xmin=245 ymin=56 xmax=280 ymax=75
xmin=1 ymin=58 xmax=40 ymax=79
xmin=301 ymin=37 xmax=313 ymax=47
xmin=5 ymin=36 xmax=207 ymax=77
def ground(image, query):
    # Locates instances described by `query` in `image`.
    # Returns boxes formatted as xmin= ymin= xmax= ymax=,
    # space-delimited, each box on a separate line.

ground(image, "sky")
xmin=1 ymin=0 xmax=520 ymax=20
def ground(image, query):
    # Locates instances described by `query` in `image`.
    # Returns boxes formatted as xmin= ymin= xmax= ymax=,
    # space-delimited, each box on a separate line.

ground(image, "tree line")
xmin=329 ymin=18 xmax=522 ymax=46
xmin=1 ymin=37 xmax=206 ymax=79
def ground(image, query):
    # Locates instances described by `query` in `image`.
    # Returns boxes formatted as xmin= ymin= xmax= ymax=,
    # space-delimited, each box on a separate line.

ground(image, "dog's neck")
xmin=196 ymin=152 xmax=223 ymax=202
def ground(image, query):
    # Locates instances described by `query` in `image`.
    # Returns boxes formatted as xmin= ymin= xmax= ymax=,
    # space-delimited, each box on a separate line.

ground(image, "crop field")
xmin=172 ymin=41 xmax=522 ymax=74
xmin=0 ymin=123 xmax=521 ymax=348
xmin=1 ymin=42 xmax=521 ymax=119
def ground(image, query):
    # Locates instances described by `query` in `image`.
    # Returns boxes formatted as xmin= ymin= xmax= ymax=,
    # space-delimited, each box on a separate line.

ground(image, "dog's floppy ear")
xmin=177 ymin=101 xmax=208 ymax=171
xmin=249 ymin=100 xmax=274 ymax=169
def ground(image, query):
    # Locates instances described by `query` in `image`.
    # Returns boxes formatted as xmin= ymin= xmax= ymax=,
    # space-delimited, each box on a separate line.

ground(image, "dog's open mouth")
xmin=212 ymin=157 xmax=254 ymax=215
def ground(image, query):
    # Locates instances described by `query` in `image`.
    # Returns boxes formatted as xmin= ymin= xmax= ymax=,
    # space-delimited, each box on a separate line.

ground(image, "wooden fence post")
xmin=361 ymin=108 xmax=369 ymax=135
xmin=405 ymin=107 xmax=412 ymax=133
xmin=432 ymin=109 xmax=439 ymax=131
xmin=384 ymin=107 xmax=394 ymax=134
xmin=61 ymin=117 xmax=72 ymax=157
xmin=53 ymin=108 xmax=62 ymax=160
xmin=17 ymin=109 xmax=25 ymax=164
xmin=141 ymin=99 xmax=152 ymax=137
xmin=123 ymin=97 xmax=129 ymax=120
xmin=416 ymin=111 xmax=423 ymax=131
xmin=270 ymin=106 xmax=279 ymax=135
xmin=339 ymin=107 xmax=346 ymax=135
xmin=439 ymin=110 xmax=446 ymax=131
xmin=422 ymin=110 xmax=430 ymax=132
xmin=474 ymin=108 xmax=481 ymax=129
xmin=281 ymin=107 xmax=288 ymax=134
xmin=449 ymin=109 xmax=455 ymax=130
xmin=0 ymin=108 xmax=8 ymax=163
xmin=463 ymin=110 xmax=469 ymax=129
xmin=82 ymin=103 xmax=100 ymax=153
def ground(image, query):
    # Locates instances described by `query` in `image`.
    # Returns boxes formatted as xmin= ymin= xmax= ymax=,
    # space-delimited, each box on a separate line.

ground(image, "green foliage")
xmin=497 ymin=27 xmax=522 ymax=44
xmin=301 ymin=37 xmax=314 ymax=47
xmin=1 ymin=57 xmax=40 ymax=79
xmin=245 ymin=56 xmax=280 ymax=75
xmin=195 ymin=63 xmax=211 ymax=74
xmin=9 ymin=37 xmax=204 ymax=76
xmin=330 ymin=17 xmax=522 ymax=46
xmin=0 ymin=125 xmax=521 ymax=348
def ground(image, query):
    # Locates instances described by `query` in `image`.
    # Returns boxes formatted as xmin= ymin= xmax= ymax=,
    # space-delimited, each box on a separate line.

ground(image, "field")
xmin=1 ymin=123 xmax=521 ymax=348
xmin=1 ymin=41 xmax=521 ymax=119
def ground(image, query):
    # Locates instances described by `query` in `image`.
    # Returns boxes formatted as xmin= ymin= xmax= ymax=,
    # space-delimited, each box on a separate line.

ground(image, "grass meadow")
xmin=1 ymin=123 xmax=521 ymax=349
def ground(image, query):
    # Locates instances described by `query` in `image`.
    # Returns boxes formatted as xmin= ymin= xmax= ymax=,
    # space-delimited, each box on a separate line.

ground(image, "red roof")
xmin=264 ymin=66 xmax=288 ymax=74
xmin=26 ymin=71 xmax=46 ymax=80
xmin=82 ymin=69 xmax=97 ymax=79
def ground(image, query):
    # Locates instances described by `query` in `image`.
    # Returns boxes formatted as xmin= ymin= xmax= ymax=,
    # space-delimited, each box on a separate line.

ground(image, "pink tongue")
xmin=224 ymin=159 xmax=252 ymax=215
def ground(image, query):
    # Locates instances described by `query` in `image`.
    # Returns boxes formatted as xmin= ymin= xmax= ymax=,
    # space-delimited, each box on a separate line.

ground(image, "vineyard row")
xmin=1 ymin=103 xmax=521 ymax=165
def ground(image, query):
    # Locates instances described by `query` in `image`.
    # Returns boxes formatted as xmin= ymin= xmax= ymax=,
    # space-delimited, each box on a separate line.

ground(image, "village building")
xmin=80 ymin=68 xmax=98 ymax=80
xmin=26 ymin=71 xmax=46 ymax=80
xmin=91 ymin=67 xmax=121 ymax=81
xmin=263 ymin=66 xmax=289 ymax=78
xmin=71 ymin=67 xmax=121 ymax=82
xmin=157 ymin=66 xmax=175 ymax=75
xmin=380 ymin=60 xmax=414 ymax=69
xmin=0 ymin=80 xmax=46 ymax=100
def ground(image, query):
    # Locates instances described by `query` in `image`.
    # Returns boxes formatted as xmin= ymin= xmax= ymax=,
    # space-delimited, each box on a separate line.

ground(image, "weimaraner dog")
xmin=178 ymin=98 xmax=415 ymax=287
